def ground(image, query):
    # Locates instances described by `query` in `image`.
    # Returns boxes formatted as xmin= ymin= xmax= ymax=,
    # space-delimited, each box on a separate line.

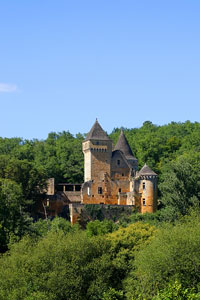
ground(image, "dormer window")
xmin=117 ymin=160 xmax=120 ymax=166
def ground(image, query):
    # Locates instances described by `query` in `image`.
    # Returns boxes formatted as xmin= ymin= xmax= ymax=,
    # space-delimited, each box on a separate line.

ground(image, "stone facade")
xmin=81 ymin=120 xmax=158 ymax=213
xmin=43 ymin=120 xmax=158 ymax=220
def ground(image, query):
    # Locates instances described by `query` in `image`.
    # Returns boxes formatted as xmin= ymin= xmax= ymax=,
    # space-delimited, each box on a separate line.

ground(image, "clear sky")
xmin=0 ymin=0 xmax=200 ymax=139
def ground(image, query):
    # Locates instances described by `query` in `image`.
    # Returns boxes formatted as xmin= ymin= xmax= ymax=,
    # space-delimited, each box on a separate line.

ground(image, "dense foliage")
xmin=1 ymin=214 xmax=200 ymax=299
xmin=1 ymin=120 xmax=200 ymax=298
xmin=0 ymin=131 xmax=84 ymax=250
xmin=0 ymin=221 xmax=155 ymax=300
xmin=124 ymin=212 xmax=200 ymax=300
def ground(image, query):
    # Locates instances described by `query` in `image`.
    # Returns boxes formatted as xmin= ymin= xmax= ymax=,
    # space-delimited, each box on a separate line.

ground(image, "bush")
xmin=86 ymin=219 xmax=118 ymax=237
xmin=30 ymin=217 xmax=79 ymax=237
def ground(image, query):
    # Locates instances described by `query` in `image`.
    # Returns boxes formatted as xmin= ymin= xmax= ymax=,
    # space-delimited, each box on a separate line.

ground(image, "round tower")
xmin=138 ymin=163 xmax=157 ymax=213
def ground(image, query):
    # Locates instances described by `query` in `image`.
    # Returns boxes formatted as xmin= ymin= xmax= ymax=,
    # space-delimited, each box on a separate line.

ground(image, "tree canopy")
xmin=1 ymin=121 xmax=200 ymax=298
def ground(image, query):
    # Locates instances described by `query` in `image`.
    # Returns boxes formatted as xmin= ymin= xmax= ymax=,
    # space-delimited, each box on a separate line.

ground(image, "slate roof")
xmin=85 ymin=119 xmax=111 ymax=141
xmin=112 ymin=149 xmax=130 ymax=168
xmin=138 ymin=163 xmax=157 ymax=176
xmin=114 ymin=130 xmax=136 ymax=160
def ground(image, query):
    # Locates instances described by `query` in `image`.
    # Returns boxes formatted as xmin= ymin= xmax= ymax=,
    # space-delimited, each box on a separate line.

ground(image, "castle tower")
xmin=82 ymin=119 xmax=113 ymax=183
xmin=138 ymin=164 xmax=157 ymax=213
xmin=114 ymin=130 xmax=138 ymax=174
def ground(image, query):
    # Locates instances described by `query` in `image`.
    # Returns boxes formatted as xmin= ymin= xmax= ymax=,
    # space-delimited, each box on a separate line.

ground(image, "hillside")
xmin=0 ymin=121 xmax=200 ymax=299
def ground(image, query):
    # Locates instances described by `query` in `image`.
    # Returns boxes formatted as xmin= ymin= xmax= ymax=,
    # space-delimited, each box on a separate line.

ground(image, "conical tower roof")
xmin=138 ymin=163 xmax=157 ymax=176
xmin=85 ymin=119 xmax=111 ymax=141
xmin=114 ymin=130 xmax=136 ymax=160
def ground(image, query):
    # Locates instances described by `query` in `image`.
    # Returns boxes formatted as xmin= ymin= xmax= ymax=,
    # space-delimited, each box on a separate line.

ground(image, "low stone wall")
xmin=69 ymin=203 xmax=135 ymax=225
xmin=64 ymin=191 xmax=81 ymax=202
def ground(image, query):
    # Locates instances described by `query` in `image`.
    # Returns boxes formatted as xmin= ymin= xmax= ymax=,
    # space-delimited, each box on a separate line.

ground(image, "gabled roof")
xmin=114 ymin=130 xmax=136 ymax=160
xmin=138 ymin=163 xmax=157 ymax=176
xmin=85 ymin=119 xmax=111 ymax=141
xmin=112 ymin=149 xmax=130 ymax=169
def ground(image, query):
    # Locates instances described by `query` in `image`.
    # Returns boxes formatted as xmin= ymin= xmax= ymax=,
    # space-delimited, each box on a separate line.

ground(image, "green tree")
xmin=153 ymin=281 xmax=200 ymax=300
xmin=86 ymin=219 xmax=118 ymax=237
xmin=107 ymin=223 xmax=156 ymax=292
xmin=0 ymin=178 xmax=30 ymax=252
xmin=0 ymin=231 xmax=114 ymax=300
xmin=159 ymin=152 xmax=200 ymax=215
xmin=125 ymin=212 xmax=200 ymax=299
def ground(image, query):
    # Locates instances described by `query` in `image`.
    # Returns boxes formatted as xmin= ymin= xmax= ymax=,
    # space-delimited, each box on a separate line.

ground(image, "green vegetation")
xmin=1 ymin=214 xmax=200 ymax=299
xmin=124 ymin=212 xmax=200 ymax=299
xmin=1 ymin=120 xmax=200 ymax=299
xmin=0 ymin=221 xmax=155 ymax=300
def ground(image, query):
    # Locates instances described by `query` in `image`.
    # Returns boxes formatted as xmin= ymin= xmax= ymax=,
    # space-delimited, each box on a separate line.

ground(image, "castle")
xmin=39 ymin=120 xmax=158 ymax=222
xmin=81 ymin=119 xmax=157 ymax=213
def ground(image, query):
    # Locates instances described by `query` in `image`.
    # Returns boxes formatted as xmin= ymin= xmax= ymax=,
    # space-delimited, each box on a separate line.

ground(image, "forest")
xmin=1 ymin=120 xmax=200 ymax=299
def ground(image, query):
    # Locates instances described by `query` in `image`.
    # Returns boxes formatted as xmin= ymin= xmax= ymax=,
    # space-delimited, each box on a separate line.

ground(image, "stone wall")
xmin=111 ymin=150 xmax=130 ymax=180
xmin=69 ymin=203 xmax=135 ymax=225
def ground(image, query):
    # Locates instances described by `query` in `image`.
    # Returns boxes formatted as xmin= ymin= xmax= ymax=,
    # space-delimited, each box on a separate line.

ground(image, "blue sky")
xmin=0 ymin=0 xmax=200 ymax=139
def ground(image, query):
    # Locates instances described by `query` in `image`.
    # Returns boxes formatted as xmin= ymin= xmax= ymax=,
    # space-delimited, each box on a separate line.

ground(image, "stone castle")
xmin=39 ymin=120 xmax=157 ymax=222
xmin=81 ymin=119 xmax=157 ymax=213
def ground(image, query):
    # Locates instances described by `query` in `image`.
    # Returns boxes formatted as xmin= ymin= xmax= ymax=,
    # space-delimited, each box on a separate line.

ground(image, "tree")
xmin=159 ymin=152 xmax=200 ymax=215
xmin=0 ymin=231 xmax=114 ymax=300
xmin=0 ymin=178 xmax=30 ymax=252
xmin=125 ymin=212 xmax=200 ymax=299
xmin=107 ymin=223 xmax=156 ymax=292
xmin=86 ymin=219 xmax=117 ymax=237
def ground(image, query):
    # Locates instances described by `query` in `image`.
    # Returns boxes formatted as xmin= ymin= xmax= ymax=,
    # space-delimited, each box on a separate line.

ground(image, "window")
xmin=143 ymin=182 xmax=146 ymax=190
xmin=117 ymin=159 xmax=120 ymax=166
xmin=143 ymin=198 xmax=146 ymax=206
xmin=119 ymin=188 xmax=121 ymax=193
xmin=87 ymin=187 xmax=91 ymax=196
xmin=98 ymin=187 xmax=102 ymax=194
xmin=153 ymin=181 xmax=156 ymax=190
xmin=122 ymin=173 xmax=124 ymax=176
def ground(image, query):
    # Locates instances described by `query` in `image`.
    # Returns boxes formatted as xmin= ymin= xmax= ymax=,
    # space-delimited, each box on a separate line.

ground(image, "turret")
xmin=138 ymin=163 xmax=157 ymax=213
